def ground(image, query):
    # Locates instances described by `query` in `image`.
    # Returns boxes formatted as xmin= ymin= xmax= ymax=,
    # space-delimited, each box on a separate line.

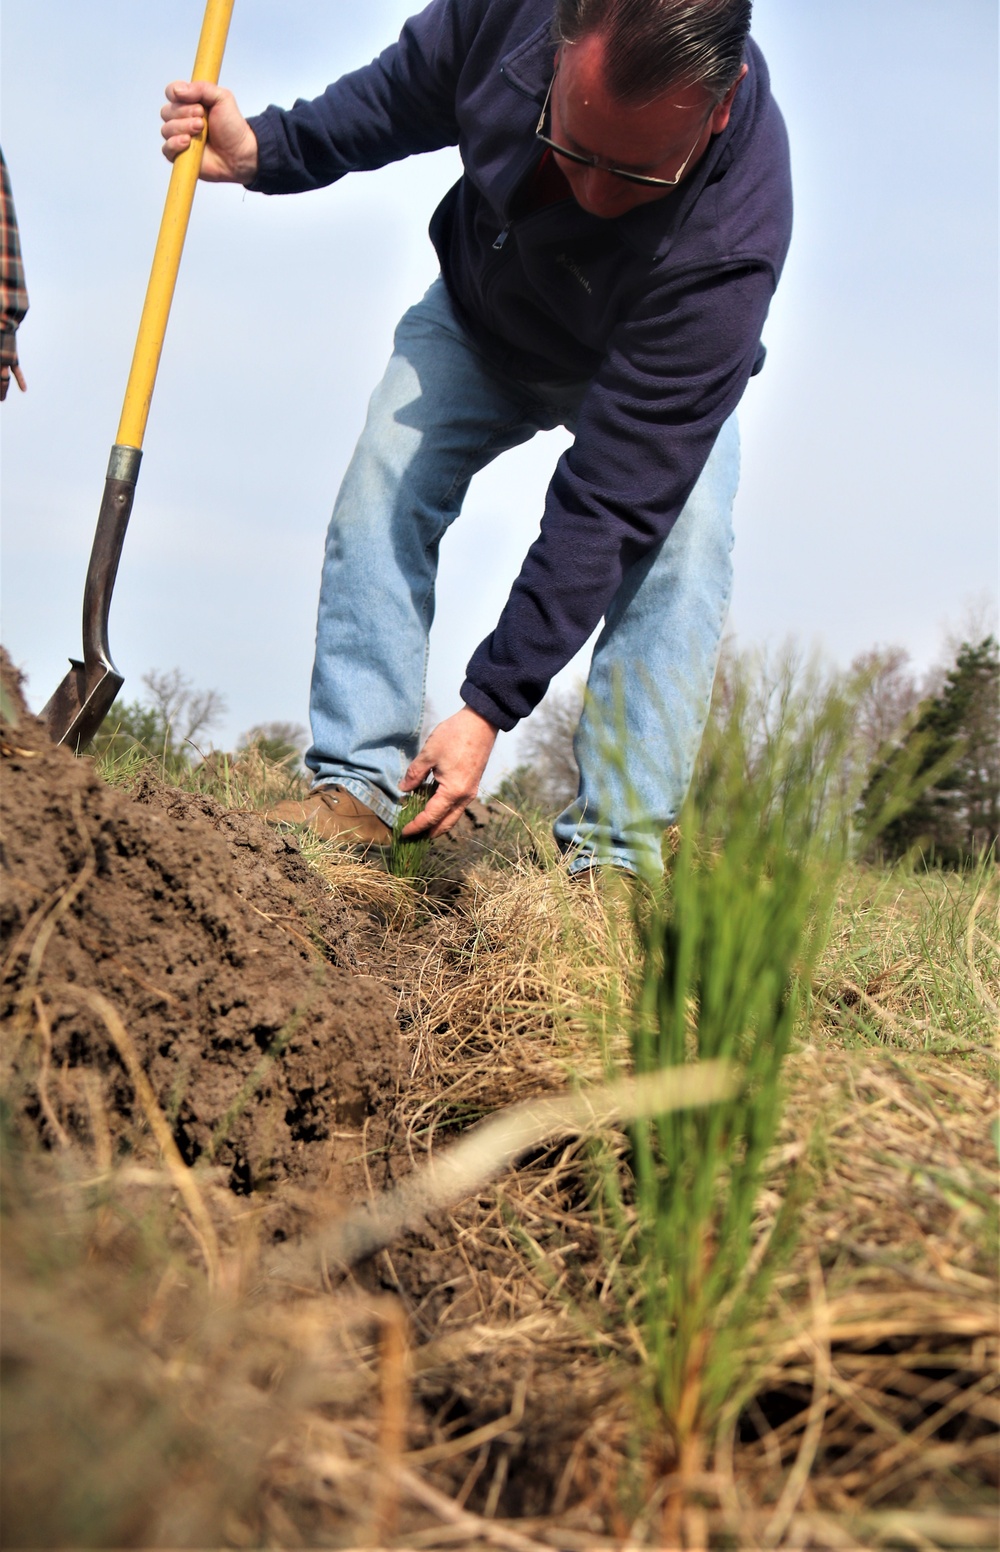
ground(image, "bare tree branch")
xmin=140 ymin=669 xmax=227 ymax=755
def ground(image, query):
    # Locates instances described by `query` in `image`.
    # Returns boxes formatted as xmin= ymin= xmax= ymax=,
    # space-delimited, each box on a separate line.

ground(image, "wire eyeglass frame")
xmin=534 ymin=67 xmax=710 ymax=189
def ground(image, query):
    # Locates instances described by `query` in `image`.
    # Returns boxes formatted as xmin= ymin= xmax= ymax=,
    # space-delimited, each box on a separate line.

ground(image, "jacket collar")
xmin=499 ymin=20 xmax=555 ymax=102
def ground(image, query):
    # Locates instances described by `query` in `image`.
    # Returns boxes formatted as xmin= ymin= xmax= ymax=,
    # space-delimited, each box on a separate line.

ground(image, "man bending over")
xmin=161 ymin=0 xmax=791 ymax=877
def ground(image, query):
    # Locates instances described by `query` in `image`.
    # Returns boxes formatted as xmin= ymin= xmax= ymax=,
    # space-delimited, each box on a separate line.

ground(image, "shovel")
xmin=43 ymin=0 xmax=235 ymax=750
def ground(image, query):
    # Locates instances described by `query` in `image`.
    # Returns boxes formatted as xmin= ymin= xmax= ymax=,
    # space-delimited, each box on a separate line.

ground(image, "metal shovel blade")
xmin=42 ymin=444 xmax=141 ymax=751
xmin=43 ymin=656 xmax=125 ymax=755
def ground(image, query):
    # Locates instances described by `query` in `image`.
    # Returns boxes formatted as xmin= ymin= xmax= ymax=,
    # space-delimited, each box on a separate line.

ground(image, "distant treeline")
xmin=496 ymin=634 xmax=1000 ymax=870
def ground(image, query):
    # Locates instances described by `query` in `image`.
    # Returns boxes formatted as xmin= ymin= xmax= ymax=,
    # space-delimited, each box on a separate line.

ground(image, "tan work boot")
xmin=264 ymin=784 xmax=392 ymax=846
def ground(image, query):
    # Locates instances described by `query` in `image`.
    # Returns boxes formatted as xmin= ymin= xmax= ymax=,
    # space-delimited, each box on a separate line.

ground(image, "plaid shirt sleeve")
xmin=1 ymin=148 xmax=29 ymax=370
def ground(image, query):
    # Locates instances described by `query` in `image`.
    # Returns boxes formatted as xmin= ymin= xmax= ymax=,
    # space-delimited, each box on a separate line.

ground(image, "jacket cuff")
xmin=244 ymin=112 xmax=277 ymax=192
xmin=460 ymin=680 xmax=518 ymax=734
xmin=0 ymin=328 xmax=18 ymax=369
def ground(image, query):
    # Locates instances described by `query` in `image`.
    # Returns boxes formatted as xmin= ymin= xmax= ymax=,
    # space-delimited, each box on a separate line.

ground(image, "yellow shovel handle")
xmin=116 ymin=0 xmax=235 ymax=451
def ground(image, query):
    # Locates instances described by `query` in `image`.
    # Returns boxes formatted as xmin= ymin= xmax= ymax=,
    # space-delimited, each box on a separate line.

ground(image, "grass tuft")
xmin=576 ymin=668 xmax=860 ymax=1534
xmin=387 ymin=786 xmax=435 ymax=880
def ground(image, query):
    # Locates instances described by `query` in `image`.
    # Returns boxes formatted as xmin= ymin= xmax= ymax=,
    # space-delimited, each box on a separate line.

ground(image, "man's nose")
xmin=579 ymin=166 xmax=624 ymax=213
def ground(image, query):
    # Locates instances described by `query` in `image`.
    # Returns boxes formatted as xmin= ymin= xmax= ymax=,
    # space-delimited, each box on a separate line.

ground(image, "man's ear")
xmin=709 ymin=62 xmax=748 ymax=134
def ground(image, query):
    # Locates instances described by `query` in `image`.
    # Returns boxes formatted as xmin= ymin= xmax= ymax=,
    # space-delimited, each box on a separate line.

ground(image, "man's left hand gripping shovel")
xmin=43 ymin=0 xmax=235 ymax=750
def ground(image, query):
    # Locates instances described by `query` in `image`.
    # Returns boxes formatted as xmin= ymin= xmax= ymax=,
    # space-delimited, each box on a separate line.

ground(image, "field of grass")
xmin=2 ymin=712 xmax=997 ymax=1550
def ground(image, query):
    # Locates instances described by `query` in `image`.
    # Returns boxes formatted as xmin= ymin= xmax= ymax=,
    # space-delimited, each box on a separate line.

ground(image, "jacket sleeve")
xmin=247 ymin=0 xmax=488 ymax=194
xmin=460 ymin=259 xmax=777 ymax=731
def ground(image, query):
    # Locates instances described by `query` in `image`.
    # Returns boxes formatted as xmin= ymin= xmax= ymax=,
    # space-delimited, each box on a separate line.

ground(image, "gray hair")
xmin=553 ymin=0 xmax=752 ymax=105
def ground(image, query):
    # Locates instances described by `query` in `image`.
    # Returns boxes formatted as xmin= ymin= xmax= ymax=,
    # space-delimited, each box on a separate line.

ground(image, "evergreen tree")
xmin=864 ymin=636 xmax=999 ymax=866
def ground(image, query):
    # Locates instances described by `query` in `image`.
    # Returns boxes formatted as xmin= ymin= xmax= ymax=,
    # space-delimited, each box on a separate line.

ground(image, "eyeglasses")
xmin=535 ymin=67 xmax=709 ymax=189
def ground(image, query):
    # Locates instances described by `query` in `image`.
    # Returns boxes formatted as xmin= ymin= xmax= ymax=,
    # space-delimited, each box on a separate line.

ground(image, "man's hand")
xmin=400 ymin=706 xmax=498 ymax=839
xmin=0 ymin=360 xmax=26 ymax=401
xmin=160 ymin=81 xmax=259 ymax=184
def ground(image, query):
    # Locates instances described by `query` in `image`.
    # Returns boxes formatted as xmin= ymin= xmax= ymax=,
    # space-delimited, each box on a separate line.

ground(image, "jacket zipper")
xmin=480 ymin=194 xmax=577 ymax=342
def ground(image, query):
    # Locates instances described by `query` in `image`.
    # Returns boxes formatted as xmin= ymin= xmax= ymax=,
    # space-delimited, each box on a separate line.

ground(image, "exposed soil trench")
xmin=1 ymin=654 xmax=402 ymax=1220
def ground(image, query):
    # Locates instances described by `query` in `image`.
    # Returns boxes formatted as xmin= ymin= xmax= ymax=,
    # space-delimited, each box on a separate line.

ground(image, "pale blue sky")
xmin=1 ymin=1 xmax=996 ymax=772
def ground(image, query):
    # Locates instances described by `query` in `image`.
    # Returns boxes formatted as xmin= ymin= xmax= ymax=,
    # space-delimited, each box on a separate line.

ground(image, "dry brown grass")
xmin=308 ymin=854 xmax=999 ymax=1548
xmin=3 ymin=844 xmax=997 ymax=1549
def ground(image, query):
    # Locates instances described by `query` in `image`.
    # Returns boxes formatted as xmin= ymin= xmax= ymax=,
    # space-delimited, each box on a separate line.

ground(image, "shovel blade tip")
xmin=43 ymin=661 xmax=124 ymax=752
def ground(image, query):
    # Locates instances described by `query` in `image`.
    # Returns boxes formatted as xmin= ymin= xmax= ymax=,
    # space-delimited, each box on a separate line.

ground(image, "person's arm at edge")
xmin=0 ymin=148 xmax=29 ymax=400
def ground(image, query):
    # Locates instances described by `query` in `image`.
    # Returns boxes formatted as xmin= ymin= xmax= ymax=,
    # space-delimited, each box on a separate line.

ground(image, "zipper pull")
xmin=492 ymin=226 xmax=510 ymax=251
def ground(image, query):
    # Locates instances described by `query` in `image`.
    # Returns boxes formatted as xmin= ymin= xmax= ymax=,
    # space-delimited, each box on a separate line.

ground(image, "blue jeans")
xmin=306 ymin=278 xmax=739 ymax=877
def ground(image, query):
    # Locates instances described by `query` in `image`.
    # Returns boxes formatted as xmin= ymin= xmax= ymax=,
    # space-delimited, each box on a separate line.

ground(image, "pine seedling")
xmin=387 ymin=788 xmax=434 ymax=880
xmin=590 ymin=657 xmax=860 ymax=1516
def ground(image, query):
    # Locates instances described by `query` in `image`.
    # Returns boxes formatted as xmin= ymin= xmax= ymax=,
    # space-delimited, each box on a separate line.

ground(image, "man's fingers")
xmin=401 ymin=789 xmax=465 ymax=839
xmin=159 ymin=94 xmax=204 ymax=120
xmin=398 ymin=707 xmax=497 ymax=837
xmin=162 ymin=136 xmax=192 ymax=162
xmin=400 ymin=754 xmax=432 ymax=792
xmin=165 ymin=79 xmax=225 ymax=108
xmin=161 ymin=123 xmax=203 ymax=145
xmin=11 ymin=365 xmax=26 ymax=393
xmin=161 ymin=108 xmax=205 ymax=136
xmin=160 ymin=86 xmax=206 ymax=161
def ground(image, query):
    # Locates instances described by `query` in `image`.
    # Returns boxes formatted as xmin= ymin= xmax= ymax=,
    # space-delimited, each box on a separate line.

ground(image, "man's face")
xmin=549 ymin=35 xmax=745 ymax=219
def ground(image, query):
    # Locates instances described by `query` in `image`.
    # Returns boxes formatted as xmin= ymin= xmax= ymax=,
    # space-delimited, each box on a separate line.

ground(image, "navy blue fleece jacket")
xmin=247 ymin=0 xmax=792 ymax=731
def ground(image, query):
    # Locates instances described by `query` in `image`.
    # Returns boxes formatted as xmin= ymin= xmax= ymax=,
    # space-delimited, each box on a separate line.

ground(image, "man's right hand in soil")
xmin=160 ymin=81 xmax=259 ymax=184
xmin=399 ymin=707 xmax=499 ymax=841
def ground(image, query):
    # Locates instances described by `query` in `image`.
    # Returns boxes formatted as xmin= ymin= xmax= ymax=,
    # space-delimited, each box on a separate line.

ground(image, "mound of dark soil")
xmin=0 ymin=653 xmax=400 ymax=1199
